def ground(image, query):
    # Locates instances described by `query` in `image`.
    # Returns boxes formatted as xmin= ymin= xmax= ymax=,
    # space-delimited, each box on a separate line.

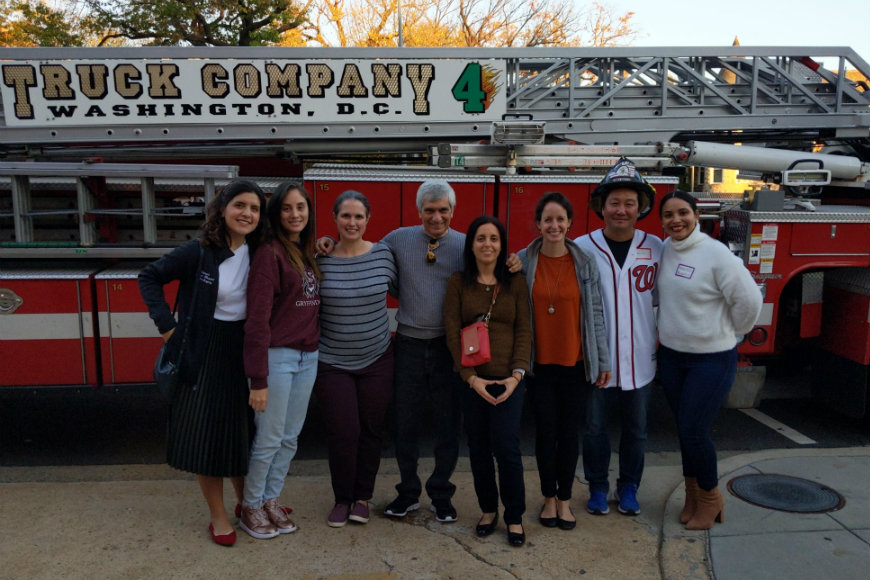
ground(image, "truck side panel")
xmin=0 ymin=269 xmax=97 ymax=387
xmin=96 ymin=266 xmax=178 ymax=385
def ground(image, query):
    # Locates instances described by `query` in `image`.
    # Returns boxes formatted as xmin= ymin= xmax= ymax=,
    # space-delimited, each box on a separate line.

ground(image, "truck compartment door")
xmin=0 ymin=265 xmax=99 ymax=387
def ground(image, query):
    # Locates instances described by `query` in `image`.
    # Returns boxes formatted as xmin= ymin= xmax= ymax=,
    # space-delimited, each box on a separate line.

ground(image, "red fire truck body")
xmin=1 ymin=46 xmax=868 ymax=416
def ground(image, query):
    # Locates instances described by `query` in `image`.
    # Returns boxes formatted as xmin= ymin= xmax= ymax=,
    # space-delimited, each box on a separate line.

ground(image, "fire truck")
xmin=1 ymin=46 xmax=869 ymax=417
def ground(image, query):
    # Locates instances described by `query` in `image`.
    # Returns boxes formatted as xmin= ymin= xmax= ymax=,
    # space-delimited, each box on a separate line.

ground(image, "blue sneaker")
xmin=586 ymin=491 xmax=610 ymax=515
xmin=616 ymin=484 xmax=640 ymax=515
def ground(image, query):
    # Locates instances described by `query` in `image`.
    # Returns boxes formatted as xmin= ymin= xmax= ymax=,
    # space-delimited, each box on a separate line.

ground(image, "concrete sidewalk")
xmin=668 ymin=448 xmax=870 ymax=580
xmin=0 ymin=449 xmax=866 ymax=580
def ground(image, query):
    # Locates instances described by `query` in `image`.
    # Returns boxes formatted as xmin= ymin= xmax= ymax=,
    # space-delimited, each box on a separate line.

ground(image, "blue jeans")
xmin=392 ymin=334 xmax=462 ymax=502
xmin=462 ymin=377 xmax=526 ymax=525
xmin=658 ymin=345 xmax=736 ymax=491
xmin=583 ymin=381 xmax=652 ymax=495
xmin=243 ymin=347 xmax=318 ymax=508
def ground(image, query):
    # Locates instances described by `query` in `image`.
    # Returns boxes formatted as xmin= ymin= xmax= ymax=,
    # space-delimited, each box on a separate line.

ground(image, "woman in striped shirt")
xmin=316 ymin=190 xmax=398 ymax=528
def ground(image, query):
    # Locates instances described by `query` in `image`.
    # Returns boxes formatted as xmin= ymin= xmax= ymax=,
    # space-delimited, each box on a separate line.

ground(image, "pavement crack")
xmin=447 ymin=533 xmax=521 ymax=579
xmin=418 ymin=519 xmax=520 ymax=579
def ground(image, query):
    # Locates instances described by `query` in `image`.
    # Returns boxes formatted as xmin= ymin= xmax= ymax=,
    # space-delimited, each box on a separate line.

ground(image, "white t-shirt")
xmin=214 ymin=243 xmax=250 ymax=321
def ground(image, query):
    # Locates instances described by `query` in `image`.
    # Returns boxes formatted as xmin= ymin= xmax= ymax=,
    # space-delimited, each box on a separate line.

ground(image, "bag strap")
xmin=482 ymin=284 xmax=500 ymax=327
xmin=173 ymin=245 xmax=205 ymax=367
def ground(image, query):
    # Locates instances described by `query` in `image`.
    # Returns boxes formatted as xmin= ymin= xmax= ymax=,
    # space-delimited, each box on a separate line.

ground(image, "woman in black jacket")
xmin=138 ymin=179 xmax=267 ymax=546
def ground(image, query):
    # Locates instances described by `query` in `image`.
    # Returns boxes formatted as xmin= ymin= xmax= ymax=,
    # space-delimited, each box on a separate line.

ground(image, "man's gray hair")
xmin=416 ymin=179 xmax=456 ymax=211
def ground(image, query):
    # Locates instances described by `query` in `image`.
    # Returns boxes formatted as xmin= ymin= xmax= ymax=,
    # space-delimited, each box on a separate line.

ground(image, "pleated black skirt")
xmin=166 ymin=319 xmax=253 ymax=477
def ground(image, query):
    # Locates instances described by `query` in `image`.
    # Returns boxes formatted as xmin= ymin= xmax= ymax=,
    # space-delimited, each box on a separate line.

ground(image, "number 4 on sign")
xmin=452 ymin=63 xmax=489 ymax=114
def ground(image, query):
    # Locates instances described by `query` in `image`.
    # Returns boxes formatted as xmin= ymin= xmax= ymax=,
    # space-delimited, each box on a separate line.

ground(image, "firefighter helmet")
xmin=589 ymin=157 xmax=656 ymax=220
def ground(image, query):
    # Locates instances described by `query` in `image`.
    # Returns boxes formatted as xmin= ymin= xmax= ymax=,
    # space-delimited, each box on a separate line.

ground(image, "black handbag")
xmin=153 ymin=340 xmax=182 ymax=402
xmin=153 ymin=246 xmax=203 ymax=402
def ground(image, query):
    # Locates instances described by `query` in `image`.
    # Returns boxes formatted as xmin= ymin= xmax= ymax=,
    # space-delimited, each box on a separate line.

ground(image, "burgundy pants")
xmin=315 ymin=345 xmax=394 ymax=504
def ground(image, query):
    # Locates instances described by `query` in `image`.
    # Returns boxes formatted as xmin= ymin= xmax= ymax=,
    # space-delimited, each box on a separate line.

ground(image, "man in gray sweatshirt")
xmin=381 ymin=179 xmax=465 ymax=523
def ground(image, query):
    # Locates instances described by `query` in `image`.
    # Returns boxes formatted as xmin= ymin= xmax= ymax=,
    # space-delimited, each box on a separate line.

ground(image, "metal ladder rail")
xmin=503 ymin=52 xmax=870 ymax=143
xmin=0 ymin=162 xmax=238 ymax=254
xmin=506 ymin=54 xmax=869 ymax=114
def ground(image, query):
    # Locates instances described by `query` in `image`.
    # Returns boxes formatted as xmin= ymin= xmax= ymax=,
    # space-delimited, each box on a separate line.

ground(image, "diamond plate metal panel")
xmin=724 ymin=208 xmax=753 ymax=259
xmin=824 ymin=266 xmax=870 ymax=296
xmin=802 ymin=272 xmax=825 ymax=304
xmin=745 ymin=206 xmax=870 ymax=223
xmin=304 ymin=165 xmax=496 ymax=182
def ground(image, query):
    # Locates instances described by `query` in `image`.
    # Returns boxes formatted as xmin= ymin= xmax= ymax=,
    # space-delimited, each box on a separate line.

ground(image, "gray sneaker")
xmin=240 ymin=505 xmax=280 ymax=539
xmin=263 ymin=498 xmax=297 ymax=533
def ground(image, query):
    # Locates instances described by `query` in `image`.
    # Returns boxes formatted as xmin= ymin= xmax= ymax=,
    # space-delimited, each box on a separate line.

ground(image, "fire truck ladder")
xmin=498 ymin=46 xmax=870 ymax=147
xmin=0 ymin=162 xmax=238 ymax=258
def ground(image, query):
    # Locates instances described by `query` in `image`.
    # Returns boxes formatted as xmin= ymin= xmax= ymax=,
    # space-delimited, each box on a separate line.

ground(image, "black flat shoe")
xmin=556 ymin=516 xmax=576 ymax=530
xmin=507 ymin=524 xmax=525 ymax=547
xmin=539 ymin=507 xmax=558 ymax=528
xmin=557 ymin=507 xmax=577 ymax=530
xmin=476 ymin=512 xmax=498 ymax=537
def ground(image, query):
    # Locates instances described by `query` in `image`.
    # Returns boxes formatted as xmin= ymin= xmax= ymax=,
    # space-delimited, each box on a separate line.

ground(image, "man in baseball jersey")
xmin=574 ymin=158 xmax=661 ymax=516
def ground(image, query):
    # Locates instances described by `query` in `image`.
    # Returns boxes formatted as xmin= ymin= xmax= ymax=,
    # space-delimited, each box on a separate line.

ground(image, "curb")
xmin=659 ymin=447 xmax=870 ymax=580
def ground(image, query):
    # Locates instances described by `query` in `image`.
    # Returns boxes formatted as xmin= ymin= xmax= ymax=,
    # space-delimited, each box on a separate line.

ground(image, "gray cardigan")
xmin=518 ymin=238 xmax=611 ymax=383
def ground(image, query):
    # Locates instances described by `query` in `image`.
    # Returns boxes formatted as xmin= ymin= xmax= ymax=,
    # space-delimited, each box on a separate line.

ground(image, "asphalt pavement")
xmin=0 ymin=447 xmax=866 ymax=580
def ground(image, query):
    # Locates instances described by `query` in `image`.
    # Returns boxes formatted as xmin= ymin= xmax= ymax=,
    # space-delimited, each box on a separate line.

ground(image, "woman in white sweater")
xmin=656 ymin=191 xmax=762 ymax=531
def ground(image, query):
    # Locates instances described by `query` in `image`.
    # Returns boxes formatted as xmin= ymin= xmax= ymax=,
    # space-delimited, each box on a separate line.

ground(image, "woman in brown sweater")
xmin=444 ymin=215 xmax=532 ymax=547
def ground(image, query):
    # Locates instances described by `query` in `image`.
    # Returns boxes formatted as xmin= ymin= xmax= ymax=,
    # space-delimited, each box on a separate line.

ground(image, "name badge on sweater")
xmin=675 ymin=264 xmax=695 ymax=279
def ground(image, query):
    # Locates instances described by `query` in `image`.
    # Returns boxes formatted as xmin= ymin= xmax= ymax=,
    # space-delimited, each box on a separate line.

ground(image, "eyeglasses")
xmin=427 ymin=240 xmax=439 ymax=264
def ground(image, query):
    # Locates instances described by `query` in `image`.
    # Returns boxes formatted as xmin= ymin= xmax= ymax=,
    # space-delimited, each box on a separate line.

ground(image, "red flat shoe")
xmin=208 ymin=523 xmax=237 ymax=547
xmin=235 ymin=503 xmax=292 ymax=518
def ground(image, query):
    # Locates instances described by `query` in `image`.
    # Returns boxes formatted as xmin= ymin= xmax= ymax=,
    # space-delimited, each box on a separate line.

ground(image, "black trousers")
xmin=462 ymin=377 xmax=526 ymax=525
xmin=530 ymin=363 xmax=587 ymax=500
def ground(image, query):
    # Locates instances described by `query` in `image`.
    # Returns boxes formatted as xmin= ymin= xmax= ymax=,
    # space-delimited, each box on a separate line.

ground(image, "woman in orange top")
xmin=518 ymin=192 xmax=611 ymax=530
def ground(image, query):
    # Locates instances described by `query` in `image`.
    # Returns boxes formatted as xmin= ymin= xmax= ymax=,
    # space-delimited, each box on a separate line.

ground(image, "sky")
xmin=607 ymin=0 xmax=870 ymax=69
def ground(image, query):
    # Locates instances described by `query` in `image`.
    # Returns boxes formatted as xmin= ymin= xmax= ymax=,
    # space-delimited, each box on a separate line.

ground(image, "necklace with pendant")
xmin=478 ymin=275 xmax=496 ymax=292
xmin=543 ymin=255 xmax=567 ymax=314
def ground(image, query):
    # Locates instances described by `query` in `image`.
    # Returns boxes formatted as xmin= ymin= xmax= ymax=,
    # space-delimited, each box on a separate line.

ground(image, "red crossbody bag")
xmin=460 ymin=285 xmax=499 ymax=367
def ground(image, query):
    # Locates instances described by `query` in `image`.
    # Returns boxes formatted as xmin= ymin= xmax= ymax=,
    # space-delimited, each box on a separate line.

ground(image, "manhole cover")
xmin=727 ymin=474 xmax=845 ymax=513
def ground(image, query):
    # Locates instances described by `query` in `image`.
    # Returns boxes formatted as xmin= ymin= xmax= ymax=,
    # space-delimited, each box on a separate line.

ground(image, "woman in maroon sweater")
xmin=240 ymin=182 xmax=321 ymax=540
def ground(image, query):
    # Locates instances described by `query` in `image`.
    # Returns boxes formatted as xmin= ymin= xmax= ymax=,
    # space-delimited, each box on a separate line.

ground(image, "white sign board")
xmin=1 ymin=58 xmax=507 ymax=126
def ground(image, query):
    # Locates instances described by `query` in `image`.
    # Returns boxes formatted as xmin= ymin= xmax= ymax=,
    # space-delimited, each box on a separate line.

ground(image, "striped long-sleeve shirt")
xmin=317 ymin=242 xmax=398 ymax=370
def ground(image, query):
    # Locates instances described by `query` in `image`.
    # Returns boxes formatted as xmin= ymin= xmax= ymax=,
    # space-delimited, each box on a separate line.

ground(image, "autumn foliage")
xmin=1 ymin=0 xmax=637 ymax=48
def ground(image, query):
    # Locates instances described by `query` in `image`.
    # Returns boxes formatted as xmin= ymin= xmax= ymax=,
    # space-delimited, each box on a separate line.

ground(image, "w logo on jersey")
xmin=632 ymin=263 xmax=658 ymax=293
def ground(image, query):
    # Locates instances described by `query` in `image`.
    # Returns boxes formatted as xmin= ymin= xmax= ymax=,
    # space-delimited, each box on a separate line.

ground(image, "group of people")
xmin=138 ymin=158 xmax=762 ymax=549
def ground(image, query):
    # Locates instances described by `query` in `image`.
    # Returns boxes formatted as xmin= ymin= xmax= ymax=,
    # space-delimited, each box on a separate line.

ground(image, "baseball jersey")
xmin=575 ymin=229 xmax=662 ymax=390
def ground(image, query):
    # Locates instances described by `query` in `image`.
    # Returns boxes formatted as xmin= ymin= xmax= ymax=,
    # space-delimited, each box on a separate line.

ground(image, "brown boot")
xmin=685 ymin=486 xmax=724 ymax=530
xmin=679 ymin=477 xmax=699 ymax=524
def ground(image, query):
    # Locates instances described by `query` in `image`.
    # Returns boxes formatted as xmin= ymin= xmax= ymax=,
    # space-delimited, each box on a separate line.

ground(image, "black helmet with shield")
xmin=588 ymin=157 xmax=656 ymax=220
